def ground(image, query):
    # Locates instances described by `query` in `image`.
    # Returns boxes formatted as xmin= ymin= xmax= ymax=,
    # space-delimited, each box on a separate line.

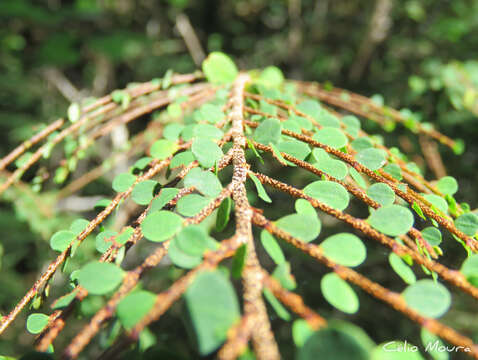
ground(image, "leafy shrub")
xmin=1 ymin=53 xmax=478 ymax=360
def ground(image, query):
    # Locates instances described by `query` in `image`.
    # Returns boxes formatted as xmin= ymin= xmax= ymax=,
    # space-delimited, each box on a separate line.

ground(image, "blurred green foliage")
xmin=1 ymin=0 xmax=478 ymax=358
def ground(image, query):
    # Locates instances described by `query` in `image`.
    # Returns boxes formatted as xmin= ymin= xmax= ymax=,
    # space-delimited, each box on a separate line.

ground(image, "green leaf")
xmin=298 ymin=328 xmax=369 ymax=360
xmin=313 ymin=127 xmax=348 ymax=149
xmin=52 ymin=290 xmax=78 ymax=310
xmin=321 ymin=273 xmax=359 ymax=314
xmin=168 ymin=236 xmax=202 ymax=269
xmin=131 ymin=180 xmax=157 ymax=205
xmin=297 ymin=100 xmax=321 ymax=121
xmin=246 ymin=138 xmax=264 ymax=164
xmin=367 ymin=183 xmax=395 ymax=206
xmin=26 ymin=313 xmax=49 ymax=334
xmin=272 ymin=262 xmax=296 ymax=290
xmin=422 ymin=227 xmax=442 ymax=246
xmin=342 ymin=115 xmax=361 ymax=137
xmin=150 ymin=188 xmax=179 ymax=212
xmin=383 ymin=163 xmax=403 ymax=181
xmin=276 ymin=213 xmax=321 ymax=243
xmin=313 ymin=152 xmax=348 ymax=180
xmin=161 ymin=69 xmax=173 ymax=89
xmin=460 ymin=254 xmax=478 ymax=287
xmin=452 ymin=139 xmax=465 ymax=156
xmin=259 ymin=100 xmax=277 ymax=115
xmin=170 ymin=151 xmax=195 ymax=169
xmin=231 ymin=244 xmax=247 ymax=279
xmin=15 ymin=152 xmax=33 ymax=168
xmin=216 ymin=197 xmax=232 ymax=232
xmin=167 ymin=102 xmax=182 ymax=118
xmin=67 ymin=103 xmax=81 ymax=123
xmin=290 ymin=113 xmax=312 ymax=131
xmin=436 ymin=176 xmax=458 ymax=195
xmin=132 ymin=157 xmax=152 ymax=172
xmin=263 ymin=288 xmax=290 ymax=321
xmin=116 ymin=227 xmax=134 ymax=245
xmin=389 ymin=253 xmax=416 ymax=284
xmin=176 ymin=194 xmax=210 ymax=217
xmin=184 ymin=168 xmax=222 ymax=197
xmin=320 ymin=233 xmax=366 ymax=267
xmin=349 ymin=167 xmax=367 ymax=188
xmin=295 ymin=199 xmax=316 ymax=216
xmin=163 ymin=123 xmax=185 ymax=141
xmin=112 ymin=173 xmax=136 ymax=192
xmin=96 ymin=229 xmax=117 ymax=253
xmin=253 ymin=118 xmax=282 ymax=145
xmin=412 ymin=201 xmax=426 ymax=220
xmin=196 ymin=103 xmax=225 ymax=124
xmin=319 ymin=112 xmax=341 ymax=128
xmin=269 ymin=142 xmax=291 ymax=166
xmin=50 ymin=230 xmax=76 ymax=252
xmin=455 ymin=213 xmax=478 ymax=236
xmin=303 ymin=180 xmax=350 ymax=211
xmin=117 ymin=291 xmax=156 ymax=330
xmin=423 ymin=194 xmax=448 ymax=214
xmin=402 ymin=279 xmax=451 ymax=318
xmin=141 ymin=210 xmax=183 ymax=242
xmin=292 ymin=319 xmax=314 ymax=347
xmin=356 ymin=148 xmax=387 ymax=171
xmin=368 ymin=205 xmax=414 ymax=236
xmin=193 ymin=124 xmax=224 ymax=140
xmin=191 ymin=138 xmax=223 ymax=168
xmin=277 ymin=139 xmax=311 ymax=160
xmin=180 ymin=124 xmax=196 ymax=141
xmin=202 ymin=52 xmax=238 ymax=84
xmin=351 ymin=137 xmax=374 ymax=152
xmin=260 ymin=230 xmax=285 ymax=265
xmin=77 ymin=262 xmax=124 ymax=295
xmin=176 ymin=225 xmax=217 ymax=257
xmin=249 ymin=173 xmax=272 ymax=203
xmin=150 ymin=139 xmax=178 ymax=160
xmin=421 ymin=328 xmax=449 ymax=360
xmin=258 ymin=66 xmax=284 ymax=88
xmin=111 ymin=90 xmax=131 ymax=108
xmin=185 ymin=270 xmax=240 ymax=355
xmin=328 ymin=320 xmax=376 ymax=353
xmin=94 ymin=198 xmax=111 ymax=210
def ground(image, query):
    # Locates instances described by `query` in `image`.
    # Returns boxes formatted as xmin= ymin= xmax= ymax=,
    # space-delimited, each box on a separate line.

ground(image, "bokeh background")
xmin=1 ymin=0 xmax=478 ymax=358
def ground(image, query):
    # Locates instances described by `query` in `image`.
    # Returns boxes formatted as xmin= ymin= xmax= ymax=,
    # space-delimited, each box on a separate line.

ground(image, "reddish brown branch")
xmin=218 ymin=315 xmax=254 ymax=360
xmin=0 ymin=119 xmax=65 ymax=172
xmin=262 ymin=271 xmax=326 ymax=330
xmin=230 ymin=74 xmax=281 ymax=360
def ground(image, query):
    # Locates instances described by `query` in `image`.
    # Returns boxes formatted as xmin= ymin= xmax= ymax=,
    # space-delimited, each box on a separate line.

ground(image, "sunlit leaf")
xmin=320 ymin=233 xmax=366 ymax=267
xmin=141 ymin=210 xmax=183 ymax=242
xmin=78 ymin=262 xmax=124 ymax=295
xmin=117 ymin=291 xmax=156 ymax=330
xmin=368 ymin=205 xmax=414 ymax=236
xmin=298 ymin=328 xmax=369 ymax=360
xmin=402 ymin=280 xmax=451 ymax=318
xmin=185 ymin=270 xmax=240 ymax=355
xmin=321 ymin=273 xmax=359 ymax=314
xmin=202 ymin=52 xmax=238 ymax=84
xmin=303 ymin=180 xmax=350 ymax=211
